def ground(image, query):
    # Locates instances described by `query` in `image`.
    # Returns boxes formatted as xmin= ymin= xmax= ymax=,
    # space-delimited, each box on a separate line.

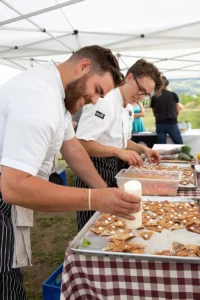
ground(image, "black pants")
xmin=75 ymin=157 xmax=128 ymax=231
xmin=156 ymin=123 xmax=183 ymax=144
xmin=0 ymin=193 xmax=26 ymax=300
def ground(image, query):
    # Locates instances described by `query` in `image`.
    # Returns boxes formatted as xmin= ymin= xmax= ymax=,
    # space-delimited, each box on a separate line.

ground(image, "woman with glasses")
xmin=75 ymin=59 xmax=163 ymax=231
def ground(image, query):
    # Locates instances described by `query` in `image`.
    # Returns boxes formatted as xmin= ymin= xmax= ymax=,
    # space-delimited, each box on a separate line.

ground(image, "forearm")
xmin=61 ymin=138 xmax=107 ymax=188
xmin=79 ymin=139 xmax=118 ymax=158
xmin=134 ymin=113 xmax=144 ymax=119
xmin=126 ymin=140 xmax=146 ymax=154
xmin=1 ymin=166 xmax=143 ymax=220
xmin=2 ymin=174 xmax=93 ymax=212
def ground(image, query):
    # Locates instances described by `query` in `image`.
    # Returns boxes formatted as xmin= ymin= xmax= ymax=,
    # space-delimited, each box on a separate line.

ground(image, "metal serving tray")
xmin=70 ymin=196 xmax=200 ymax=264
xmin=161 ymin=163 xmax=198 ymax=191
xmin=128 ymin=163 xmax=198 ymax=191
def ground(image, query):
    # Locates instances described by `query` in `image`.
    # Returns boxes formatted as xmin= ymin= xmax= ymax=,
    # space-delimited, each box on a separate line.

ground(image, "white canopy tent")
xmin=0 ymin=0 xmax=200 ymax=79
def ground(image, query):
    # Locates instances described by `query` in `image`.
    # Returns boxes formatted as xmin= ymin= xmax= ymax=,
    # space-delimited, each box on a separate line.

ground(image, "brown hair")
xmin=69 ymin=45 xmax=125 ymax=88
xmin=161 ymin=75 xmax=169 ymax=89
xmin=126 ymin=59 xmax=163 ymax=96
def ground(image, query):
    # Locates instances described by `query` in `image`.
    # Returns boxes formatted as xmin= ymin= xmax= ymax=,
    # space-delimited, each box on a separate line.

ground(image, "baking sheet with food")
xmin=127 ymin=163 xmax=198 ymax=190
xmin=70 ymin=197 xmax=200 ymax=263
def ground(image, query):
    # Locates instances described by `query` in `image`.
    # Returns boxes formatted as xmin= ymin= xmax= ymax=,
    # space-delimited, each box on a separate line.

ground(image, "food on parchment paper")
xmin=89 ymin=200 xmax=200 ymax=256
xmin=152 ymin=242 xmax=200 ymax=257
xmin=179 ymin=167 xmax=194 ymax=185
xmin=187 ymin=224 xmax=200 ymax=234
xmin=138 ymin=230 xmax=154 ymax=240
xmin=102 ymin=239 xmax=146 ymax=254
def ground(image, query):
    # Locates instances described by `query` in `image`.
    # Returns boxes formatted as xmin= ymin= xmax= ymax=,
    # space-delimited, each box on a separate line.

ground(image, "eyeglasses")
xmin=134 ymin=76 xmax=155 ymax=99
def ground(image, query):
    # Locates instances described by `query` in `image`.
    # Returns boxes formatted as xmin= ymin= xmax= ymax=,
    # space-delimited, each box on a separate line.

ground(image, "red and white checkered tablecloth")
xmin=61 ymin=173 xmax=200 ymax=300
xmin=61 ymin=249 xmax=200 ymax=300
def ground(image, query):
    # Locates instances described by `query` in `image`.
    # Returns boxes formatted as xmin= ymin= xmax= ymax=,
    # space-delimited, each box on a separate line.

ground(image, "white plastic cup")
xmin=124 ymin=180 xmax=142 ymax=229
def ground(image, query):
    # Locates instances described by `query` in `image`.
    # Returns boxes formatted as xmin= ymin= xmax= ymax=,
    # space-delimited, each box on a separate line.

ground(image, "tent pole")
xmin=1 ymin=1 xmax=76 ymax=52
xmin=120 ymin=54 xmax=200 ymax=63
xmin=1 ymin=58 xmax=27 ymax=70
xmin=0 ymin=0 xmax=84 ymax=26
xmin=0 ymin=48 xmax=70 ymax=58
xmin=0 ymin=26 xmax=73 ymax=34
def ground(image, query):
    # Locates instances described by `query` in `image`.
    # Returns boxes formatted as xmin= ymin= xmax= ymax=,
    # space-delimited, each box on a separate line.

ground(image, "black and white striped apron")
xmin=75 ymin=157 xmax=129 ymax=231
xmin=0 ymin=192 xmax=26 ymax=300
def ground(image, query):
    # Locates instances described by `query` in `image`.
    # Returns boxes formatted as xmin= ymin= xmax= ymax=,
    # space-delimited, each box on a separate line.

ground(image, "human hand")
xmin=116 ymin=149 xmax=143 ymax=167
xmin=143 ymin=148 xmax=160 ymax=164
xmin=92 ymin=188 xmax=141 ymax=220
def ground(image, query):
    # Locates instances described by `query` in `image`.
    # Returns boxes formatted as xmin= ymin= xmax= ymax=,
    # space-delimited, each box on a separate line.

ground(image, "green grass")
xmin=24 ymin=199 xmax=77 ymax=299
xmin=143 ymin=108 xmax=200 ymax=131
xmin=178 ymin=109 xmax=200 ymax=128
xmin=37 ymin=215 xmax=66 ymax=228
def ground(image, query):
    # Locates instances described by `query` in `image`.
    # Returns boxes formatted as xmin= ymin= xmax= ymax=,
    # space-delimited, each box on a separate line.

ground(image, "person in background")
xmin=75 ymin=59 xmax=163 ymax=230
xmin=150 ymin=76 xmax=183 ymax=144
xmin=72 ymin=107 xmax=83 ymax=131
xmin=132 ymin=101 xmax=145 ymax=133
xmin=166 ymin=85 xmax=184 ymax=111
xmin=0 ymin=45 xmax=142 ymax=300
xmin=178 ymin=102 xmax=184 ymax=110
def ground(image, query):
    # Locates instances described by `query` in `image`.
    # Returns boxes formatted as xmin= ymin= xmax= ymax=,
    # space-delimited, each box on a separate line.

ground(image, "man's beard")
xmin=64 ymin=74 xmax=92 ymax=114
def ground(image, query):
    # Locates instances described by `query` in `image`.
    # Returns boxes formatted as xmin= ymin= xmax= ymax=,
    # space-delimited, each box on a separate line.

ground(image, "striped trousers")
xmin=75 ymin=157 xmax=121 ymax=231
xmin=0 ymin=193 xmax=26 ymax=300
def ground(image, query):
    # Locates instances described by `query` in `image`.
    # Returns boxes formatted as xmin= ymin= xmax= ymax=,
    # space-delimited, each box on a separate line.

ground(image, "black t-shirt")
xmin=151 ymin=90 xmax=179 ymax=124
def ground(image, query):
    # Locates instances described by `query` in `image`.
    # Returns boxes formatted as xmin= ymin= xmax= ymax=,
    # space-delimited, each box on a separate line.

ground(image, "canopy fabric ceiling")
xmin=0 ymin=0 xmax=200 ymax=79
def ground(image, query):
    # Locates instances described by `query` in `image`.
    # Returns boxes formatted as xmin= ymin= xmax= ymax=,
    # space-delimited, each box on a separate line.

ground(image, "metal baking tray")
xmin=159 ymin=159 xmax=196 ymax=164
xmin=161 ymin=163 xmax=198 ymax=191
xmin=128 ymin=163 xmax=198 ymax=191
xmin=70 ymin=196 xmax=200 ymax=264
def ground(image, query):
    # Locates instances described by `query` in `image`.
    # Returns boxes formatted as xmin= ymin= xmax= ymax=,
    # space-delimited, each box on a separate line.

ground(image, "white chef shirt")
xmin=0 ymin=62 xmax=75 ymax=180
xmin=76 ymin=88 xmax=133 ymax=149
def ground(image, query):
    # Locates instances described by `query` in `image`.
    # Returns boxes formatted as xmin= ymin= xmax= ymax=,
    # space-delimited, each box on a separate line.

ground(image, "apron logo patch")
xmin=95 ymin=111 xmax=105 ymax=119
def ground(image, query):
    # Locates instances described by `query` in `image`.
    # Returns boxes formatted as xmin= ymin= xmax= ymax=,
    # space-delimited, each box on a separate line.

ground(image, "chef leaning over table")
xmin=0 ymin=45 xmax=142 ymax=300
xmin=75 ymin=59 xmax=163 ymax=230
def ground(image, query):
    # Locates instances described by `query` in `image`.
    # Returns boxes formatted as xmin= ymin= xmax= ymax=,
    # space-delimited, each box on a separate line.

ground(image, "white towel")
xmin=15 ymin=206 xmax=33 ymax=227
xmin=11 ymin=205 xmax=33 ymax=268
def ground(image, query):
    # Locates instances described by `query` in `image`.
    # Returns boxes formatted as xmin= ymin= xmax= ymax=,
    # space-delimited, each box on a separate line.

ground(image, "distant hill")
xmin=169 ymin=78 xmax=200 ymax=95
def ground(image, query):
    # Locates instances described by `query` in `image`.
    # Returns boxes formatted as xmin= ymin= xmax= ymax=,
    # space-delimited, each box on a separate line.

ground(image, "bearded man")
xmin=0 ymin=45 xmax=142 ymax=299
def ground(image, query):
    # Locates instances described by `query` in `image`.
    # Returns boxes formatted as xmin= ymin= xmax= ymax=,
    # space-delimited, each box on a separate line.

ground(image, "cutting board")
xmin=160 ymin=159 xmax=192 ymax=163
